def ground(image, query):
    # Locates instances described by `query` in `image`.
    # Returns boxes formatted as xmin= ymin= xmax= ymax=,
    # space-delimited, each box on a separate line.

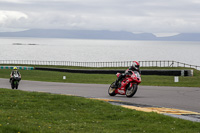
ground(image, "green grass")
xmin=1 ymin=66 xmax=200 ymax=87
xmin=140 ymin=67 xmax=200 ymax=87
xmin=0 ymin=69 xmax=115 ymax=84
xmin=0 ymin=88 xmax=200 ymax=133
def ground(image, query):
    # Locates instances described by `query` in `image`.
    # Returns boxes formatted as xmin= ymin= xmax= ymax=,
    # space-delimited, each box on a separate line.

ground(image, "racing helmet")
xmin=132 ymin=61 xmax=140 ymax=71
xmin=13 ymin=67 xmax=17 ymax=70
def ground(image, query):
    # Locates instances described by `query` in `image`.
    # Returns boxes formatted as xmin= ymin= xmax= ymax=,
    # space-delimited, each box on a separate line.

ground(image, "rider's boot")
xmin=112 ymin=80 xmax=119 ymax=88
xmin=112 ymin=74 xmax=125 ymax=88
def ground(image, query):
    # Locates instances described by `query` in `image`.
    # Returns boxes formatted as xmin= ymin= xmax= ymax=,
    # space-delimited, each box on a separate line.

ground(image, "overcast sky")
xmin=0 ymin=0 xmax=200 ymax=36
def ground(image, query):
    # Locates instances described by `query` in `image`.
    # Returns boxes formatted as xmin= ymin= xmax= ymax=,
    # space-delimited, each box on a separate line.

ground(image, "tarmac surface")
xmin=1 ymin=78 xmax=200 ymax=122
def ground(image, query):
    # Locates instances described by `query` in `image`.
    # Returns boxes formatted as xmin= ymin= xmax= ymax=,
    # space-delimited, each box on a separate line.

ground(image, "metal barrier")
xmin=35 ymin=67 xmax=193 ymax=76
xmin=0 ymin=66 xmax=34 ymax=70
xmin=0 ymin=60 xmax=199 ymax=70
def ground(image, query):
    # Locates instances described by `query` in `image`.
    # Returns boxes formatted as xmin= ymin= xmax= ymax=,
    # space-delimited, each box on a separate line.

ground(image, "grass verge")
xmin=0 ymin=67 xmax=200 ymax=87
xmin=0 ymin=88 xmax=200 ymax=133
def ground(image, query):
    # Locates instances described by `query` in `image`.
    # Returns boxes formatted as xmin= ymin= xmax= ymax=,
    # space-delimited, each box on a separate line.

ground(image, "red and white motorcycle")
xmin=108 ymin=70 xmax=141 ymax=97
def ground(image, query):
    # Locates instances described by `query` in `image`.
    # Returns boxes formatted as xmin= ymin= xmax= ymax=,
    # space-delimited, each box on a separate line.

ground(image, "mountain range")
xmin=0 ymin=29 xmax=200 ymax=41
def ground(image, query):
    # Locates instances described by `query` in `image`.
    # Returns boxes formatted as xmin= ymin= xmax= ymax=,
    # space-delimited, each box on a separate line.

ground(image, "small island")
xmin=13 ymin=43 xmax=38 ymax=45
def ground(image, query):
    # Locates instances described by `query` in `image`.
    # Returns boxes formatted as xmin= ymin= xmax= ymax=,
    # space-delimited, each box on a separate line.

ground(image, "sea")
xmin=0 ymin=37 xmax=200 ymax=66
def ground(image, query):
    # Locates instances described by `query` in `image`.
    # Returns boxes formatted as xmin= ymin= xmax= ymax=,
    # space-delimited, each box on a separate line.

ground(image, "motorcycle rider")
xmin=112 ymin=61 xmax=141 ymax=88
xmin=10 ymin=67 xmax=21 ymax=83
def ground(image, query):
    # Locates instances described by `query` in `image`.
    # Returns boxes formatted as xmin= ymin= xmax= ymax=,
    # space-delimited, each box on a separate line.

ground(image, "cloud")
xmin=0 ymin=10 xmax=28 ymax=24
xmin=0 ymin=0 xmax=200 ymax=33
xmin=0 ymin=0 xmax=30 ymax=4
xmin=0 ymin=10 xmax=28 ymax=31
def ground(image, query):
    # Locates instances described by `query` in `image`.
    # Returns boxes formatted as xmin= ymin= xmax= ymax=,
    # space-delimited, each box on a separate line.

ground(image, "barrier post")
xmin=174 ymin=76 xmax=179 ymax=82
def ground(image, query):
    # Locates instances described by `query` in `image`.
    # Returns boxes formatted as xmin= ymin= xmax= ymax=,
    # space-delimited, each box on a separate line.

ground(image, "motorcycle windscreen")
xmin=13 ymin=72 xmax=19 ymax=77
xmin=133 ymin=71 xmax=141 ymax=78
xmin=133 ymin=71 xmax=141 ymax=82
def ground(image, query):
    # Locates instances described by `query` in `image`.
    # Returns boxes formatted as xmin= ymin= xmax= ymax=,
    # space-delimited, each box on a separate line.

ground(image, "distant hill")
xmin=0 ymin=29 xmax=200 ymax=41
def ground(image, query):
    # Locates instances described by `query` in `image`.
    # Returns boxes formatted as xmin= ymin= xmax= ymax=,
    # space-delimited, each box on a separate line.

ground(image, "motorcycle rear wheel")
xmin=126 ymin=84 xmax=138 ymax=97
xmin=108 ymin=82 xmax=117 ymax=96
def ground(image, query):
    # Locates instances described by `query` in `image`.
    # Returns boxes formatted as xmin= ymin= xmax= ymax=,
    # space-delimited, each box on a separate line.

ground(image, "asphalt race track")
xmin=0 ymin=78 xmax=200 ymax=113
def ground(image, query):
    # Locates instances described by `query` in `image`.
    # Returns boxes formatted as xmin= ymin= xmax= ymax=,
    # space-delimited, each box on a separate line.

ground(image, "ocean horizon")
xmin=1 ymin=37 xmax=200 ymax=66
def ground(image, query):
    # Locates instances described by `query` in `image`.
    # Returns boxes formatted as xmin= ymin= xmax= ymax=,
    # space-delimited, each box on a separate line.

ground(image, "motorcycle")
xmin=108 ymin=70 xmax=141 ymax=97
xmin=10 ymin=73 xmax=21 ymax=89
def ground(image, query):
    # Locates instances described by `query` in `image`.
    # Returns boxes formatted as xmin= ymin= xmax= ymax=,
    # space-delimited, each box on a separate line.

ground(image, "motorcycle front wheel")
xmin=11 ymin=81 xmax=15 ymax=89
xmin=16 ymin=82 xmax=18 ymax=89
xmin=126 ymin=84 xmax=138 ymax=97
xmin=108 ymin=82 xmax=117 ymax=96
xmin=11 ymin=84 xmax=15 ymax=89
